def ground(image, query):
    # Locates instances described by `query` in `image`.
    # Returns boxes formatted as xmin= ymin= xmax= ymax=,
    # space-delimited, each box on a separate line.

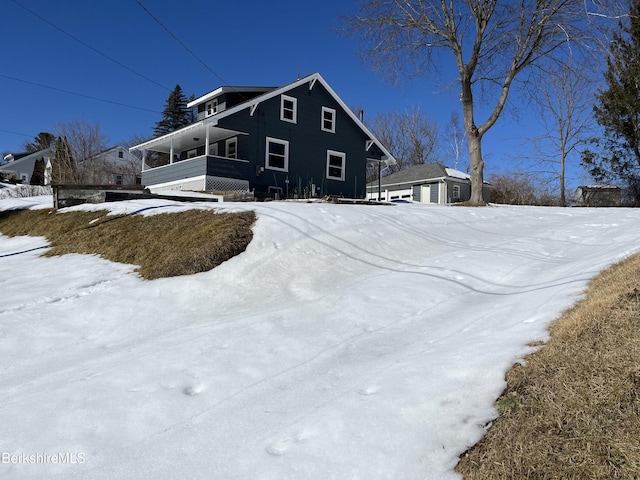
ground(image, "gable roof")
xmin=1 ymin=147 xmax=55 ymax=170
xmin=131 ymin=73 xmax=397 ymax=166
xmin=372 ymin=163 xmax=470 ymax=187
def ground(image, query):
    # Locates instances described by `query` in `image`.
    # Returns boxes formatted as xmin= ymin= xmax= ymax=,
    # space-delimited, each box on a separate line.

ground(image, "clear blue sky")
xmin=1 ymin=0 xmax=590 ymax=187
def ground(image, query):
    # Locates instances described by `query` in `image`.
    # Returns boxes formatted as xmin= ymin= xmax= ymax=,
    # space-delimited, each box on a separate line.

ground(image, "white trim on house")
xmin=187 ymin=86 xmax=275 ymax=108
xmin=321 ymin=107 xmax=336 ymax=133
xmin=205 ymin=99 xmax=218 ymax=117
xmin=225 ymin=137 xmax=237 ymax=159
xmin=202 ymin=73 xmax=396 ymax=167
xmin=326 ymin=150 xmax=346 ymax=181
xmin=280 ymin=94 xmax=297 ymax=123
xmin=265 ymin=137 xmax=289 ymax=172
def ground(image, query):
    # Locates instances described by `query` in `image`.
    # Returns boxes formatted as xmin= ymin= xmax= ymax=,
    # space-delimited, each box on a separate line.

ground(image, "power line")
xmin=10 ymin=0 xmax=171 ymax=92
xmin=0 ymin=128 xmax=34 ymax=138
xmin=0 ymin=73 xmax=161 ymax=114
xmin=134 ymin=0 xmax=230 ymax=87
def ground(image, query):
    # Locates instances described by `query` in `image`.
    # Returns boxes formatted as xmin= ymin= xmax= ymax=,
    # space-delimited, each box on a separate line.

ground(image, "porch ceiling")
xmin=130 ymin=123 xmax=248 ymax=154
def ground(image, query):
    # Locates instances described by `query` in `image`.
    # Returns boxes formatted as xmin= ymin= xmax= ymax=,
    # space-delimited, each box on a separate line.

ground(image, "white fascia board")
xmin=187 ymin=86 xmax=276 ymax=108
xmin=381 ymin=174 xmax=473 ymax=188
xmin=187 ymin=87 xmax=224 ymax=108
xmin=129 ymin=121 xmax=208 ymax=151
xmin=211 ymin=74 xmax=321 ymax=121
xmin=210 ymin=73 xmax=398 ymax=167
xmin=380 ymin=176 xmax=448 ymax=188
xmin=312 ymin=74 xmax=397 ymax=167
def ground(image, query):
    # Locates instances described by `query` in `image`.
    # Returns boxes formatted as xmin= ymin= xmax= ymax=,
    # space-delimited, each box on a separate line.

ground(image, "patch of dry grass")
xmin=456 ymin=253 xmax=640 ymax=479
xmin=0 ymin=207 xmax=255 ymax=279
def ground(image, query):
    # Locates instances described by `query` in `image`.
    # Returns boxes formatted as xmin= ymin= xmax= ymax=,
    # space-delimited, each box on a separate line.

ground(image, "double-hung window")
xmin=226 ymin=137 xmax=237 ymax=159
xmin=321 ymin=107 xmax=336 ymax=133
xmin=206 ymin=99 xmax=218 ymax=117
xmin=266 ymin=137 xmax=289 ymax=171
xmin=326 ymin=150 xmax=346 ymax=181
xmin=280 ymin=95 xmax=297 ymax=123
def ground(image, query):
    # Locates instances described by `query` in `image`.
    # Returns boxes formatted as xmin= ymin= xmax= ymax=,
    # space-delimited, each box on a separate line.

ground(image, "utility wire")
xmin=0 ymin=128 xmax=33 ymax=138
xmin=134 ymin=0 xmax=230 ymax=87
xmin=10 ymin=0 xmax=171 ymax=92
xmin=0 ymin=73 xmax=161 ymax=113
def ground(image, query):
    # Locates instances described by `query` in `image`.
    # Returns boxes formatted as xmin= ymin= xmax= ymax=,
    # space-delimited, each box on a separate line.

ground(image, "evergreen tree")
xmin=154 ymin=85 xmax=191 ymax=136
xmin=187 ymin=94 xmax=197 ymax=124
xmin=581 ymin=0 xmax=640 ymax=202
xmin=23 ymin=132 xmax=55 ymax=153
xmin=30 ymin=158 xmax=45 ymax=185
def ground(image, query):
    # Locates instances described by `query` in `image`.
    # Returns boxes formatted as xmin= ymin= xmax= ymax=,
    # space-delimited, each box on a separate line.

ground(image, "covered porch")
xmin=131 ymin=120 xmax=250 ymax=192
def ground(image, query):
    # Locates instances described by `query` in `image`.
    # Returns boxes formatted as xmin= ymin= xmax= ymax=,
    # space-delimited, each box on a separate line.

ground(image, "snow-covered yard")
xmin=2 ymin=195 xmax=640 ymax=479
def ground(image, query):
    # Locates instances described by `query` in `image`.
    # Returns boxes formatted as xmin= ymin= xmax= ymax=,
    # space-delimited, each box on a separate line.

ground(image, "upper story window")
xmin=226 ymin=137 xmax=237 ymax=159
xmin=206 ymin=99 xmax=218 ymax=117
xmin=118 ymin=150 xmax=124 ymax=158
xmin=280 ymin=95 xmax=297 ymax=123
xmin=321 ymin=107 xmax=336 ymax=133
xmin=326 ymin=150 xmax=346 ymax=181
xmin=265 ymin=137 xmax=289 ymax=172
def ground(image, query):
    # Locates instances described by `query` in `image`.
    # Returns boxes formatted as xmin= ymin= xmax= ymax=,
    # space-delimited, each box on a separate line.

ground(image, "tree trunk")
xmin=461 ymin=72 xmax=486 ymax=206
xmin=560 ymin=151 xmax=566 ymax=207
xmin=468 ymin=132 xmax=485 ymax=205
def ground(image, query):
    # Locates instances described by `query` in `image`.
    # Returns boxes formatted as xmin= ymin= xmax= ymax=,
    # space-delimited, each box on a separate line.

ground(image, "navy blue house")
xmin=131 ymin=73 xmax=396 ymax=199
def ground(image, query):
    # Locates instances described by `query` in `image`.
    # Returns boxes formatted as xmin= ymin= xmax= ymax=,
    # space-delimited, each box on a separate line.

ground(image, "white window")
xmin=206 ymin=99 xmax=218 ymax=117
xmin=265 ymin=137 xmax=289 ymax=171
xmin=321 ymin=107 xmax=336 ymax=133
xmin=280 ymin=95 xmax=297 ymax=123
xmin=453 ymin=184 xmax=461 ymax=200
xmin=187 ymin=149 xmax=198 ymax=159
xmin=326 ymin=150 xmax=346 ymax=181
xmin=209 ymin=143 xmax=218 ymax=156
xmin=226 ymin=138 xmax=237 ymax=159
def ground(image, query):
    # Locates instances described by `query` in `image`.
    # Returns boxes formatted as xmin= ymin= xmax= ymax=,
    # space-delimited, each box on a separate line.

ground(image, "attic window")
xmin=206 ymin=100 xmax=218 ymax=117
xmin=280 ymin=95 xmax=297 ymax=123
xmin=118 ymin=150 xmax=124 ymax=158
xmin=321 ymin=107 xmax=336 ymax=133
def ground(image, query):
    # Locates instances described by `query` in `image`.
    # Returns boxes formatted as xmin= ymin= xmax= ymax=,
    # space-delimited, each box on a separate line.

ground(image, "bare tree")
xmin=345 ymin=1 xmax=619 ymax=205
xmin=489 ymin=172 xmax=558 ymax=205
xmin=444 ymin=111 xmax=467 ymax=172
xmin=368 ymin=107 xmax=440 ymax=180
xmin=525 ymin=58 xmax=597 ymax=206
xmin=54 ymin=119 xmax=108 ymax=184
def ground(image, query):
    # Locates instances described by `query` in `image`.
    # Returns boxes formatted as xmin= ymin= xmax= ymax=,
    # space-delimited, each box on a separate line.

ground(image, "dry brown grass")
xmin=456 ymin=253 xmax=640 ymax=479
xmin=0 ymin=207 xmax=255 ymax=279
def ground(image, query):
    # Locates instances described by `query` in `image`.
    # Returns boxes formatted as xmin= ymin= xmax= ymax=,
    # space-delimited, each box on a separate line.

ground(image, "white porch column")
xmin=141 ymin=149 xmax=147 ymax=172
xmin=170 ymin=140 xmax=174 ymax=165
xmin=205 ymin=125 xmax=210 ymax=156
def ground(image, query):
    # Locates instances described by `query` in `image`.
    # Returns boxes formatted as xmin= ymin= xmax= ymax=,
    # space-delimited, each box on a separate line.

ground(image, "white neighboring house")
xmin=81 ymin=146 xmax=140 ymax=185
xmin=1 ymin=148 xmax=55 ymax=184
xmin=366 ymin=163 xmax=491 ymax=204
xmin=1 ymin=145 xmax=140 ymax=185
